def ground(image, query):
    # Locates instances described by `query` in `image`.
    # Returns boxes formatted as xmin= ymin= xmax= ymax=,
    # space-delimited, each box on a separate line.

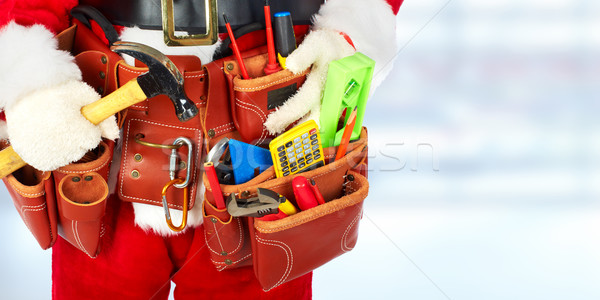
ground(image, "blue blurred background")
xmin=2 ymin=0 xmax=600 ymax=299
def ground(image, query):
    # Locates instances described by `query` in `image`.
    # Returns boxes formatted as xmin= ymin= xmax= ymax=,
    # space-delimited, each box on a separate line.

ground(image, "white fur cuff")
xmin=0 ymin=22 xmax=82 ymax=110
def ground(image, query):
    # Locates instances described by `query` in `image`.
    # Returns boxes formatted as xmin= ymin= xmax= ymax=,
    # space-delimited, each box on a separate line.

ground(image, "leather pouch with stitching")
xmin=224 ymin=54 xmax=309 ymax=145
xmin=249 ymin=170 xmax=368 ymax=291
xmin=202 ymin=128 xmax=369 ymax=275
xmin=52 ymin=140 xmax=113 ymax=258
xmin=2 ymin=164 xmax=57 ymax=250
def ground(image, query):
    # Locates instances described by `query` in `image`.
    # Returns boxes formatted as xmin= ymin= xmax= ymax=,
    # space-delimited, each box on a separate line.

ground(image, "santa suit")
xmin=0 ymin=0 xmax=402 ymax=299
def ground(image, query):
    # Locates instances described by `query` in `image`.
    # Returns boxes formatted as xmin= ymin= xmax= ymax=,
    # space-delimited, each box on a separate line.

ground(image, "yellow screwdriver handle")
xmin=0 ymin=79 xmax=146 ymax=178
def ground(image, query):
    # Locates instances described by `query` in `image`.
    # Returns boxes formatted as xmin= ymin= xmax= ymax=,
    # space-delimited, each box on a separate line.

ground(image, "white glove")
xmin=264 ymin=0 xmax=398 ymax=135
xmin=0 ymin=22 xmax=119 ymax=171
xmin=5 ymin=81 xmax=119 ymax=171
xmin=264 ymin=29 xmax=355 ymax=135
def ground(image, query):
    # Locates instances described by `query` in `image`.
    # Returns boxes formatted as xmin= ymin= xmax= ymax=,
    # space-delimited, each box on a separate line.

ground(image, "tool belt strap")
xmin=79 ymin=0 xmax=324 ymax=33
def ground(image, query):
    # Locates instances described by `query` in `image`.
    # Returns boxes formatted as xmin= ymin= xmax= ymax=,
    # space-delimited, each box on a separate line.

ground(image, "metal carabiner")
xmin=161 ymin=178 xmax=189 ymax=232
xmin=169 ymin=137 xmax=193 ymax=189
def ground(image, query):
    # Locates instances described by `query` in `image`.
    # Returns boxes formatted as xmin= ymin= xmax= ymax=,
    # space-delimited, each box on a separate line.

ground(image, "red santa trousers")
xmin=51 ymin=196 xmax=312 ymax=299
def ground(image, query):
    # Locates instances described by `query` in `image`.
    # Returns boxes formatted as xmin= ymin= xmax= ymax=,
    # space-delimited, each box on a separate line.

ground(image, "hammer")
xmin=0 ymin=41 xmax=198 ymax=179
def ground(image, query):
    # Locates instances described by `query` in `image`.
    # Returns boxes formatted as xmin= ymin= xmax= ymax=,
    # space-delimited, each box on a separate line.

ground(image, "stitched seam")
xmin=255 ymin=235 xmax=293 ymax=291
xmin=212 ymin=221 xmax=226 ymax=252
xmin=234 ymin=73 xmax=304 ymax=91
xmin=256 ymin=194 xmax=360 ymax=233
xmin=341 ymin=212 xmax=361 ymax=252
xmin=229 ymin=218 xmax=244 ymax=254
xmin=73 ymin=221 xmax=94 ymax=258
xmin=119 ymin=118 xmax=200 ymax=209
xmin=211 ymin=253 xmax=252 ymax=266
xmin=55 ymin=156 xmax=110 ymax=174
xmin=235 ymin=99 xmax=267 ymax=145
xmin=213 ymin=124 xmax=235 ymax=136
xmin=10 ymin=185 xmax=45 ymax=197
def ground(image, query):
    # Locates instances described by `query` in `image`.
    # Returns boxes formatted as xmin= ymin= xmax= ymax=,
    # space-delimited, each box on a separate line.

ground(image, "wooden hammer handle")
xmin=0 ymin=79 xmax=146 ymax=178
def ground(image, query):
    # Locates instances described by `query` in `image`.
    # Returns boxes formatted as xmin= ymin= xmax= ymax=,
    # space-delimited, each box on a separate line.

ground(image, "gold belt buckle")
xmin=161 ymin=0 xmax=218 ymax=46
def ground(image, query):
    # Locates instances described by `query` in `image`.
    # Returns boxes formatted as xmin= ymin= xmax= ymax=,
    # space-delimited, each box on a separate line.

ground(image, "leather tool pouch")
xmin=52 ymin=140 xmax=113 ymax=258
xmin=1 ymin=147 xmax=58 ymax=250
xmin=203 ymin=128 xmax=369 ymax=290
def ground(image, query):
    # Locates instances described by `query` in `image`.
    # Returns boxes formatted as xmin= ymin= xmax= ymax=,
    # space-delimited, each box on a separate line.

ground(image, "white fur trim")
xmin=132 ymin=182 xmax=205 ymax=236
xmin=0 ymin=22 xmax=82 ymax=110
xmin=0 ymin=121 xmax=7 ymax=141
xmin=5 ymin=80 xmax=119 ymax=171
xmin=313 ymin=0 xmax=398 ymax=89
xmin=119 ymin=27 xmax=221 ymax=66
xmin=264 ymin=30 xmax=354 ymax=134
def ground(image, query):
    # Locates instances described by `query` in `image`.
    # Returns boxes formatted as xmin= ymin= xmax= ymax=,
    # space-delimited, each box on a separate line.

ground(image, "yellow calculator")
xmin=269 ymin=120 xmax=326 ymax=178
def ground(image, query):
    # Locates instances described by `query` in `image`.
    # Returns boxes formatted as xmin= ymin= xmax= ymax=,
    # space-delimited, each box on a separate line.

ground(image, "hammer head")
xmin=110 ymin=41 xmax=198 ymax=122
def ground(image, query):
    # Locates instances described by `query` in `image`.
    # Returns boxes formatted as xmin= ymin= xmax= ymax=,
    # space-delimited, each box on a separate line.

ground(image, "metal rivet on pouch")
xmin=179 ymin=161 xmax=187 ymax=169
xmin=134 ymin=153 xmax=143 ymax=162
xmin=208 ymin=129 xmax=215 ymax=138
xmin=199 ymin=77 xmax=204 ymax=82
xmin=210 ymin=218 xmax=218 ymax=224
xmin=226 ymin=63 xmax=234 ymax=71
xmin=84 ymin=176 xmax=93 ymax=181
xmin=347 ymin=174 xmax=355 ymax=181
xmin=200 ymin=95 xmax=206 ymax=101
xmin=131 ymin=170 xmax=140 ymax=178
xmin=72 ymin=176 xmax=81 ymax=182
xmin=221 ymin=251 xmax=228 ymax=256
xmin=224 ymin=259 xmax=233 ymax=265
xmin=99 ymin=71 xmax=106 ymax=79
xmin=101 ymin=56 xmax=107 ymax=64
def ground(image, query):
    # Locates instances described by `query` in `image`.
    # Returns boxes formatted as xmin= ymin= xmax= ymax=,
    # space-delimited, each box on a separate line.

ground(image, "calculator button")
xmin=314 ymin=154 xmax=321 ymax=160
xmin=304 ymin=149 xmax=311 ymax=155
xmin=303 ymin=144 xmax=310 ymax=150
xmin=305 ymin=154 xmax=312 ymax=160
xmin=312 ymin=145 xmax=319 ymax=151
xmin=290 ymin=162 xmax=297 ymax=168
xmin=295 ymin=143 xmax=301 ymax=149
xmin=296 ymin=153 xmax=303 ymax=159
xmin=303 ymin=139 xmax=309 ymax=144
xmin=279 ymin=156 xmax=286 ymax=163
xmin=278 ymin=151 xmax=286 ymax=157
xmin=285 ymin=141 xmax=293 ymax=148
xmin=302 ymin=133 xmax=309 ymax=139
xmin=291 ymin=167 xmax=298 ymax=173
xmin=313 ymin=150 xmax=320 ymax=156
xmin=287 ymin=147 xmax=294 ymax=153
xmin=296 ymin=148 xmax=302 ymax=154
xmin=310 ymin=134 xmax=317 ymax=140
xmin=311 ymin=139 xmax=318 ymax=145
xmin=298 ymin=158 xmax=305 ymax=163
xmin=298 ymin=163 xmax=306 ymax=169
xmin=282 ymin=166 xmax=289 ymax=172
xmin=310 ymin=129 xmax=317 ymax=135
xmin=283 ymin=171 xmax=290 ymax=176
xmin=277 ymin=145 xmax=285 ymax=152
xmin=281 ymin=161 xmax=288 ymax=168
xmin=294 ymin=137 xmax=301 ymax=143
xmin=289 ymin=157 xmax=296 ymax=163
xmin=306 ymin=158 xmax=313 ymax=164
xmin=287 ymin=153 xmax=294 ymax=158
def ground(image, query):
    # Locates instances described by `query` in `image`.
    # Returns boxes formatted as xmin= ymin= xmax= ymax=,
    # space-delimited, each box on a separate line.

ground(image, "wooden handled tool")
xmin=0 ymin=41 xmax=198 ymax=179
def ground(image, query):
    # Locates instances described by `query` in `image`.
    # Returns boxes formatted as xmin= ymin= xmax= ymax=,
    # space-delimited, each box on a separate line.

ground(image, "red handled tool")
xmin=292 ymin=176 xmax=319 ymax=211
xmin=309 ymin=178 xmax=326 ymax=205
xmin=223 ymin=13 xmax=250 ymax=79
xmin=205 ymin=161 xmax=226 ymax=209
xmin=263 ymin=0 xmax=281 ymax=74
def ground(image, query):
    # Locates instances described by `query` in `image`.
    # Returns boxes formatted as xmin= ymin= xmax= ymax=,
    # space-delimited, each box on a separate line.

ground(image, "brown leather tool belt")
xmin=79 ymin=0 xmax=324 ymax=33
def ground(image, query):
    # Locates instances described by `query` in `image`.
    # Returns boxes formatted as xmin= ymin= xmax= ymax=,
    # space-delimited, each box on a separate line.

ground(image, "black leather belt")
xmin=79 ymin=0 xmax=324 ymax=33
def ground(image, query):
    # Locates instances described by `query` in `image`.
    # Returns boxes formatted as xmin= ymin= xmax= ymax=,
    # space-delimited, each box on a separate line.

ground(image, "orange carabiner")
xmin=161 ymin=178 xmax=189 ymax=232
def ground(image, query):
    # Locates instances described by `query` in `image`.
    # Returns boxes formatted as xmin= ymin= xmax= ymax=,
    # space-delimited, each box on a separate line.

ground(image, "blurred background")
xmin=2 ymin=0 xmax=600 ymax=299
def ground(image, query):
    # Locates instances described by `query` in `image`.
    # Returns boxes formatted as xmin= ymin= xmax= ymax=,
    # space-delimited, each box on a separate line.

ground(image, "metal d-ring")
xmin=135 ymin=134 xmax=182 ymax=150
